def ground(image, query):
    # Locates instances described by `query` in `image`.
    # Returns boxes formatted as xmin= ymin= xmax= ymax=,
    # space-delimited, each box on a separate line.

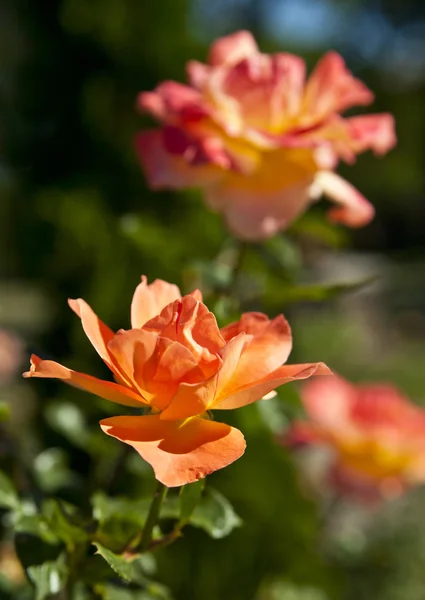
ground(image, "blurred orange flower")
xmin=287 ymin=375 xmax=425 ymax=500
xmin=24 ymin=276 xmax=330 ymax=487
xmin=136 ymin=31 xmax=396 ymax=240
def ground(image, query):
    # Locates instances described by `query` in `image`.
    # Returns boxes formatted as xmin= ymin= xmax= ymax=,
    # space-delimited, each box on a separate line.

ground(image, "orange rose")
xmin=136 ymin=31 xmax=396 ymax=240
xmin=24 ymin=276 xmax=330 ymax=487
xmin=287 ymin=375 xmax=425 ymax=500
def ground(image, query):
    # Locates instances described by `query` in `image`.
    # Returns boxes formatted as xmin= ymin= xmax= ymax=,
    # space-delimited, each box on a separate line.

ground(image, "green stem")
xmin=140 ymin=481 xmax=168 ymax=552
xmin=229 ymin=240 xmax=248 ymax=290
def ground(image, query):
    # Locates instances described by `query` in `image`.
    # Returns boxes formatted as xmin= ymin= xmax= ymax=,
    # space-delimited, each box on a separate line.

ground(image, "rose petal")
xmin=206 ymin=171 xmax=315 ymax=241
xmin=100 ymin=414 xmax=246 ymax=487
xmin=346 ymin=113 xmax=396 ymax=155
xmin=159 ymin=333 xmax=248 ymax=420
xmin=208 ymin=31 xmax=258 ymax=67
xmin=137 ymin=81 xmax=206 ymax=122
xmin=135 ymin=130 xmax=222 ymax=190
xmin=131 ymin=275 xmax=181 ymax=329
xmin=68 ymin=298 xmax=135 ymax=388
xmin=218 ymin=53 xmax=306 ymax=133
xmin=301 ymin=375 xmax=355 ymax=429
xmin=23 ymin=354 xmax=145 ymax=408
xmin=143 ymin=295 xmax=225 ymax=375
xmin=215 ymin=362 xmax=331 ymax=410
xmin=219 ymin=313 xmax=292 ymax=390
xmin=314 ymin=171 xmax=375 ymax=227
xmin=304 ymin=51 xmax=374 ymax=120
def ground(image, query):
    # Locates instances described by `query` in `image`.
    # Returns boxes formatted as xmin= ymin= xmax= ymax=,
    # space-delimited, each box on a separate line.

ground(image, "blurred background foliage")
xmin=1 ymin=0 xmax=425 ymax=598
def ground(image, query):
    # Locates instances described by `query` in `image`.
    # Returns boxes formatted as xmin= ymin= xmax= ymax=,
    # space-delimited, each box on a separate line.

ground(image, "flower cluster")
xmin=287 ymin=375 xmax=425 ymax=500
xmin=136 ymin=30 xmax=396 ymax=240
xmin=24 ymin=276 xmax=329 ymax=487
xmin=24 ymin=31 xmax=419 ymax=506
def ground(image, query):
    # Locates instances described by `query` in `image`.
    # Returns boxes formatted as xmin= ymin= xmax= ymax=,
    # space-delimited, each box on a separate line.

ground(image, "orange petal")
xmin=220 ymin=313 xmax=292 ymax=391
xmin=159 ymin=333 xmax=248 ymax=420
xmin=315 ymin=171 xmax=375 ymax=227
xmin=107 ymin=328 xmax=158 ymax=397
xmin=143 ymin=295 xmax=225 ymax=376
xmin=68 ymin=298 xmax=133 ymax=388
xmin=215 ymin=362 xmax=332 ymax=410
xmin=159 ymin=377 xmax=219 ymax=421
xmin=108 ymin=329 xmax=205 ymax=410
xmin=131 ymin=275 xmax=181 ymax=329
xmin=100 ymin=414 xmax=246 ymax=487
xmin=23 ymin=355 xmax=146 ymax=408
xmin=68 ymin=298 xmax=114 ymax=363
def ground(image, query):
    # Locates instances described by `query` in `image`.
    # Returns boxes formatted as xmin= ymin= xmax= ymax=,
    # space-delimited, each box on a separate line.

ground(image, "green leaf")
xmin=13 ymin=512 xmax=61 ymax=545
xmin=27 ymin=553 xmax=69 ymax=600
xmin=92 ymin=492 xmax=150 ymax=525
xmin=178 ymin=480 xmax=205 ymax=525
xmin=161 ymin=488 xmax=241 ymax=538
xmin=267 ymin=277 xmax=377 ymax=306
xmin=92 ymin=492 xmax=151 ymax=552
xmin=189 ymin=488 xmax=241 ymax=539
xmin=93 ymin=542 xmax=135 ymax=582
xmin=92 ymin=543 xmax=157 ymax=586
xmin=41 ymin=499 xmax=89 ymax=548
xmin=0 ymin=470 xmax=20 ymax=510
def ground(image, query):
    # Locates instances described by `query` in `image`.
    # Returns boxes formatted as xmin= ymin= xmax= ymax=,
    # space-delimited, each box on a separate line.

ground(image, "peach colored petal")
xmin=131 ymin=275 xmax=181 ymax=329
xmin=68 ymin=298 xmax=134 ymax=389
xmin=208 ymin=30 xmax=258 ymax=67
xmin=100 ymin=414 xmax=246 ymax=487
xmin=315 ymin=171 xmax=375 ymax=227
xmin=107 ymin=329 xmax=206 ymax=410
xmin=23 ymin=355 xmax=146 ymax=408
xmin=215 ymin=362 xmax=332 ymax=410
xmin=189 ymin=289 xmax=203 ymax=302
xmin=346 ymin=114 xmax=396 ymax=155
xmin=304 ymin=52 xmax=373 ymax=121
xmin=219 ymin=313 xmax=292 ymax=390
xmin=107 ymin=329 xmax=158 ymax=394
xmin=135 ymin=130 xmax=223 ymax=190
xmin=159 ymin=333 xmax=248 ymax=420
xmin=143 ymin=295 xmax=225 ymax=376
xmin=68 ymin=299 xmax=114 ymax=362
xmin=159 ymin=377 xmax=218 ymax=421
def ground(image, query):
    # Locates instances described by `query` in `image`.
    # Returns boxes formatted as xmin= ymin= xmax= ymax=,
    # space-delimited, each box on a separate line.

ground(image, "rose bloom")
xmin=286 ymin=375 xmax=425 ymax=500
xmin=24 ymin=276 xmax=330 ymax=487
xmin=136 ymin=31 xmax=396 ymax=240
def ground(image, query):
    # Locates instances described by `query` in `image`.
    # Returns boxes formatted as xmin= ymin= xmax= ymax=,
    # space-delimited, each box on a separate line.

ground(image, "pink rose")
xmin=136 ymin=31 xmax=396 ymax=240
